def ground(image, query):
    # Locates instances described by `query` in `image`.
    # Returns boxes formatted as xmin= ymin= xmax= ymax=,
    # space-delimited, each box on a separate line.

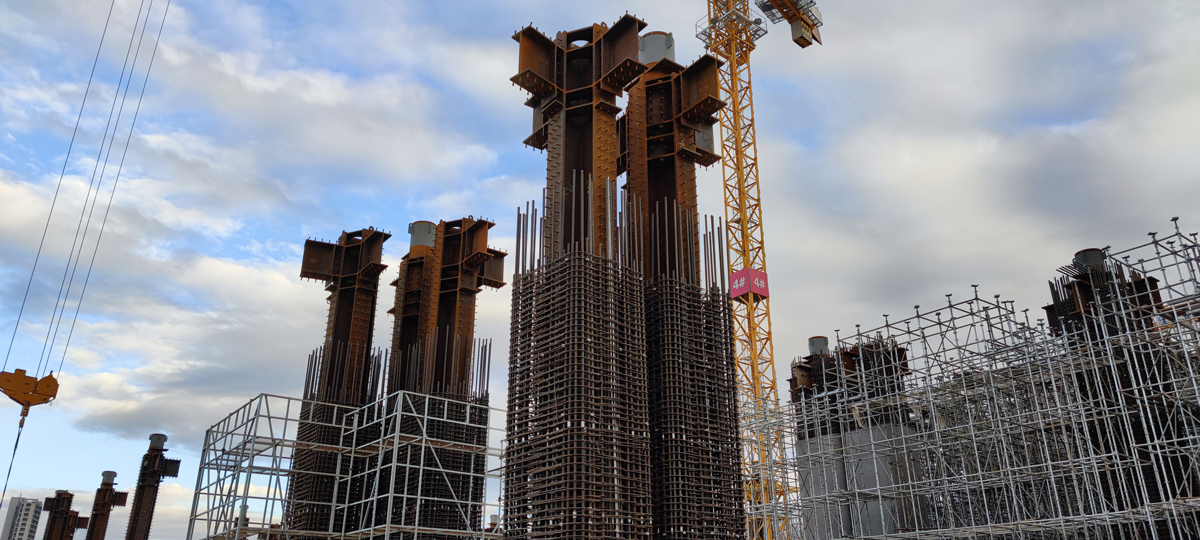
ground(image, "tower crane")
xmin=696 ymin=1 xmax=823 ymax=539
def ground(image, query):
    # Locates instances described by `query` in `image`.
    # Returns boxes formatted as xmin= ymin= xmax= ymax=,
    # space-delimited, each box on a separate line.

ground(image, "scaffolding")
xmin=788 ymin=224 xmax=1200 ymax=539
xmin=186 ymin=391 xmax=506 ymax=540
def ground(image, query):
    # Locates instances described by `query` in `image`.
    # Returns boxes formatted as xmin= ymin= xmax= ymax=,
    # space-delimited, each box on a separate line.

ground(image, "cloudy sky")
xmin=1 ymin=0 xmax=1198 ymax=537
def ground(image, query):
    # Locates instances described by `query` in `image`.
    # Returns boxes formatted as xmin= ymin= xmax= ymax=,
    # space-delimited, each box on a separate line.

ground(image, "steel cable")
xmin=1 ymin=0 xmax=119 ymax=372
xmin=0 ymin=0 xmax=171 ymax=517
xmin=34 ymin=0 xmax=151 ymax=380
xmin=39 ymin=0 xmax=160 ymax=380
xmin=58 ymin=0 xmax=173 ymax=376
xmin=0 ymin=424 xmax=23 ymax=518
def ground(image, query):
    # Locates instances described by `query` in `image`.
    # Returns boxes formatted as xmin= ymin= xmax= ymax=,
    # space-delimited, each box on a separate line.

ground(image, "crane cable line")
xmin=37 ymin=0 xmax=164 ymax=381
xmin=1 ymin=0 xmax=119 ymax=373
xmin=56 ymin=0 xmax=174 ymax=378
xmin=0 ymin=0 xmax=172 ymax=513
xmin=35 ymin=0 xmax=153 ymax=381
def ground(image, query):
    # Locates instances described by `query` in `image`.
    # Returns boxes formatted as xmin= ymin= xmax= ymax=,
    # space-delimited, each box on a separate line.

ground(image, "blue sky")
xmin=2 ymin=0 xmax=1199 ymax=537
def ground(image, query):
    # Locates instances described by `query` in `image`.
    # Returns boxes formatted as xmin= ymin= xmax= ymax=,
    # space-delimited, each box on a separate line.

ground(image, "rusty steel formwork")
xmin=508 ymin=14 xmax=743 ymax=540
xmin=125 ymin=434 xmax=182 ymax=540
xmin=42 ymin=491 xmax=88 ymax=540
xmin=200 ymin=221 xmax=506 ymax=540
xmin=390 ymin=218 xmax=507 ymax=399
xmin=292 ymin=228 xmax=392 ymax=537
xmin=85 ymin=471 xmax=128 ymax=540
xmin=382 ymin=216 xmax=506 ymax=537
xmin=788 ymin=223 xmax=1200 ymax=539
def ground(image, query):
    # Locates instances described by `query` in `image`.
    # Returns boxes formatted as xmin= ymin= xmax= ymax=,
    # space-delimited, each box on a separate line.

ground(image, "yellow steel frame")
xmin=705 ymin=1 xmax=793 ymax=539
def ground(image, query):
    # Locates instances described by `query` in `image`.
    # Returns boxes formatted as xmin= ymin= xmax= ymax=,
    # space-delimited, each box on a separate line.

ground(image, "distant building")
xmin=2 ymin=497 xmax=43 ymax=540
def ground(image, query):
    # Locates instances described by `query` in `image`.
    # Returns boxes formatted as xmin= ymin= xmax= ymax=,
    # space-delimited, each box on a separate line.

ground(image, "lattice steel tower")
xmin=696 ymin=1 xmax=823 ymax=539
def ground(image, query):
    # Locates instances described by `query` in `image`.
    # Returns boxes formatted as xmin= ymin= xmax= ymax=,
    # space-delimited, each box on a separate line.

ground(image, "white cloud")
xmin=2 ymin=1 xmax=1199 ymax=537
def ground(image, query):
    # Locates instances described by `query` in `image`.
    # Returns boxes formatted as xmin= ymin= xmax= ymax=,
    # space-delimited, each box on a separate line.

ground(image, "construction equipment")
xmin=757 ymin=0 xmax=824 ymax=47
xmin=697 ymin=1 xmax=823 ymax=539
xmin=0 ymin=369 xmax=58 ymax=427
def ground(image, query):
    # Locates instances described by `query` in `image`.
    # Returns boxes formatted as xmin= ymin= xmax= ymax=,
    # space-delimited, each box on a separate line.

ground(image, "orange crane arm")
xmin=699 ymin=1 xmax=822 ymax=539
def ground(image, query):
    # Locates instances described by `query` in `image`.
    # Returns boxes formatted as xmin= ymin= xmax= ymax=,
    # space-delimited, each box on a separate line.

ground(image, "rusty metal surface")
xmin=43 ymin=491 xmax=89 ymax=540
xmin=514 ymin=15 xmax=646 ymax=256
xmin=622 ymin=52 xmax=723 ymax=284
xmin=300 ymin=228 xmax=391 ymax=407
xmin=508 ymin=16 xmax=743 ymax=539
xmin=124 ymin=434 xmax=180 ymax=540
xmin=390 ymin=218 xmax=506 ymax=399
xmin=291 ymin=228 xmax=391 ymax=537
xmin=85 ymin=472 xmax=128 ymax=540
xmin=287 ymin=222 xmax=500 ymax=539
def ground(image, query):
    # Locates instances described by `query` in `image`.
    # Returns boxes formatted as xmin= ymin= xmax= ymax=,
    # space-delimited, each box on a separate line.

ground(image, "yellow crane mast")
xmin=697 ymin=1 xmax=822 ymax=539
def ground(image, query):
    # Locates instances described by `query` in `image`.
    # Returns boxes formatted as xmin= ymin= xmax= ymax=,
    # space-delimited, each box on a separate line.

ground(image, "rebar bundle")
xmin=338 ymin=385 xmax=492 ymax=539
xmin=505 ymin=184 xmax=652 ymax=537
xmin=290 ymin=228 xmax=391 ymax=537
xmin=789 ymin=225 xmax=1200 ymax=539
xmin=507 ymin=14 xmax=743 ymax=539
xmin=289 ymin=343 xmax=385 ymax=536
xmin=644 ymin=210 xmax=744 ymax=540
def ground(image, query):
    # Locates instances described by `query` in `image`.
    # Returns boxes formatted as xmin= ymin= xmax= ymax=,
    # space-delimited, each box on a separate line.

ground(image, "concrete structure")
xmin=2 ymin=497 xmax=42 ymax=540
xmin=789 ymin=223 xmax=1200 ymax=539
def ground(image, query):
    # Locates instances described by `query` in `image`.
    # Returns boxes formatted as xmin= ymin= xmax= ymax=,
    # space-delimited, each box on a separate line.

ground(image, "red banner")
xmin=730 ymin=268 xmax=769 ymax=299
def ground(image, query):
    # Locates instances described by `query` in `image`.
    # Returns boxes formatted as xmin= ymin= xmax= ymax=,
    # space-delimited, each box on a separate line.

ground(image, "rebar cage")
xmin=187 ymin=392 xmax=506 ymax=540
xmin=789 ymin=226 xmax=1200 ymax=539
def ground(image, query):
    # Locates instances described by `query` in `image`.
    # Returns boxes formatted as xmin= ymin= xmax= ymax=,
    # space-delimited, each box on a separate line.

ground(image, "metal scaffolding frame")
xmin=788 ymin=224 xmax=1200 ymax=539
xmin=186 ymin=391 xmax=506 ymax=540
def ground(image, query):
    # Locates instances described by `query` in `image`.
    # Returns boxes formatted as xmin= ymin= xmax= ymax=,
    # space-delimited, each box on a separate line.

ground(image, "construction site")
xmin=788 ymin=229 xmax=1200 ymax=539
xmin=2 ymin=2 xmax=1197 ymax=540
xmin=182 ymin=2 xmax=1200 ymax=540
xmin=187 ymin=220 xmax=509 ymax=539
xmin=7 ymin=434 xmax=183 ymax=540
